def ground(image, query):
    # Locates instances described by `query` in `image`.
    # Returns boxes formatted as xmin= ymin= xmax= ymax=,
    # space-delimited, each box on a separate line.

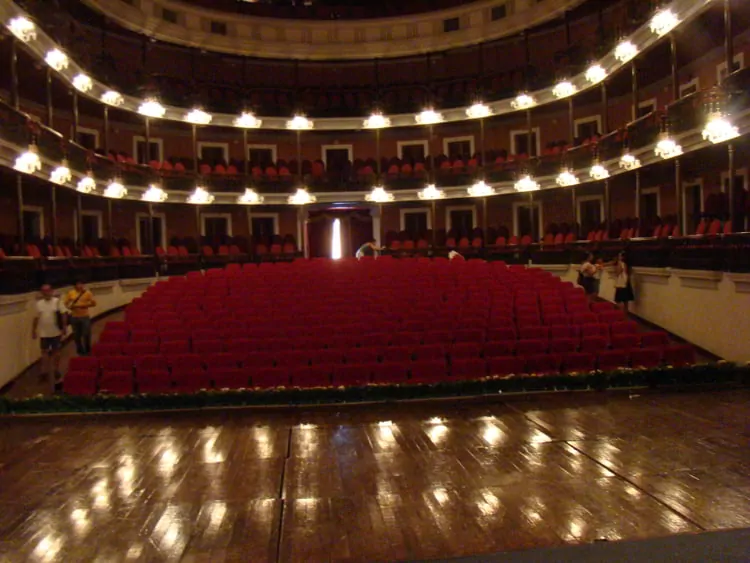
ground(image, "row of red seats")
xmin=64 ymin=345 xmax=695 ymax=396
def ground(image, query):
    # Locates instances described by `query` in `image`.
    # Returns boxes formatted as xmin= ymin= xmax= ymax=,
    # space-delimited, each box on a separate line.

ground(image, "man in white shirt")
xmin=32 ymin=284 xmax=67 ymax=382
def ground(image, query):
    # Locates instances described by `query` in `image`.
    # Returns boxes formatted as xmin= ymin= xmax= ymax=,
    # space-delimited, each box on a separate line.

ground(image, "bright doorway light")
xmin=331 ymin=219 xmax=342 ymax=259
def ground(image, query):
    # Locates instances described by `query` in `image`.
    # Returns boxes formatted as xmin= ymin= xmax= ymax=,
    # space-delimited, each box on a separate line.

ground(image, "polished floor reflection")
xmin=1 ymin=391 xmax=749 ymax=562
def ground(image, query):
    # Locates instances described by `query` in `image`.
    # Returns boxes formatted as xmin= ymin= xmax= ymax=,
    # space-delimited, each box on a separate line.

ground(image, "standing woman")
xmin=613 ymin=252 xmax=635 ymax=313
xmin=578 ymin=253 xmax=599 ymax=300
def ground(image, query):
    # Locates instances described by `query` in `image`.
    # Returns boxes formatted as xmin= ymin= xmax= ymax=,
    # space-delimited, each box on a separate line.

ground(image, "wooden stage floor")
xmin=0 ymin=390 xmax=749 ymax=562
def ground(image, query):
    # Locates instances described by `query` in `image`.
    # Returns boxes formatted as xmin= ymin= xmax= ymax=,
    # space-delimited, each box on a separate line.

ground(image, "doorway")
xmin=137 ymin=214 xmax=165 ymax=254
xmin=22 ymin=207 xmax=44 ymax=242
xmin=577 ymin=197 xmax=604 ymax=237
xmin=514 ymin=203 xmax=541 ymax=240
xmin=323 ymin=146 xmax=353 ymax=176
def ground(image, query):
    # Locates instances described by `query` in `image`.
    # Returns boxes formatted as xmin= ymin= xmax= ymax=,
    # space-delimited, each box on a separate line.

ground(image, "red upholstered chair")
xmin=487 ymin=356 xmax=526 ymax=376
xmin=92 ymin=343 xmax=122 ymax=357
xmin=450 ymin=342 xmax=482 ymax=359
xmin=488 ymin=328 xmax=516 ymax=341
xmin=663 ymin=345 xmax=696 ymax=367
xmin=211 ymin=367 xmax=248 ymax=389
xmin=631 ymin=348 xmax=663 ymax=368
xmin=483 ymin=341 xmax=516 ymax=358
xmin=519 ymin=327 xmax=549 ymax=341
xmin=640 ymin=331 xmax=670 ymax=348
xmin=409 ymin=360 xmax=447 ymax=384
xmin=160 ymin=340 xmax=190 ymax=355
xmin=562 ymin=353 xmax=596 ymax=373
xmin=98 ymin=372 xmax=133 ymax=395
xmin=526 ymin=354 xmax=561 ymax=375
xmin=333 ymin=364 xmax=371 ymax=386
xmin=345 ymin=348 xmax=380 ymax=364
xmin=451 ymin=358 xmax=486 ymax=379
xmin=549 ymin=338 xmax=578 ymax=354
xmin=611 ymin=334 xmax=640 ymax=350
xmin=135 ymin=369 xmax=172 ymax=394
xmin=371 ymin=362 xmax=409 ymax=384
xmin=581 ymin=336 xmax=608 ymax=353
xmin=413 ymin=345 xmax=445 ymax=361
xmin=173 ymin=369 xmax=212 ymax=393
xmin=249 ymin=367 xmax=288 ymax=388
xmin=516 ymin=339 xmax=548 ymax=356
xmin=597 ymin=350 xmax=630 ymax=371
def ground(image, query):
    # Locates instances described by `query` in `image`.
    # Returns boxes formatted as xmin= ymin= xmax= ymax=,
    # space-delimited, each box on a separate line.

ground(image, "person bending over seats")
xmin=613 ymin=251 xmax=635 ymax=313
xmin=448 ymin=250 xmax=465 ymax=261
xmin=578 ymin=253 xmax=601 ymax=300
xmin=356 ymin=239 xmax=384 ymax=259
xmin=65 ymin=280 xmax=97 ymax=356
xmin=32 ymin=284 xmax=67 ymax=383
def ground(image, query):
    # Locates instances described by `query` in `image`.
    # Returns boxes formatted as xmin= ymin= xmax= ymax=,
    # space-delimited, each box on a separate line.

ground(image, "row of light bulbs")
xmin=6 ymin=8 xmax=682 ymax=130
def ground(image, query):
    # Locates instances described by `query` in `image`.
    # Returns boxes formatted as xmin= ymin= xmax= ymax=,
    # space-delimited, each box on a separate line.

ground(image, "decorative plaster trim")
xmin=632 ymin=267 xmax=671 ymax=279
xmin=120 ymin=278 xmax=158 ymax=289
xmin=727 ymin=273 xmax=750 ymax=294
xmin=672 ymin=268 xmax=723 ymax=290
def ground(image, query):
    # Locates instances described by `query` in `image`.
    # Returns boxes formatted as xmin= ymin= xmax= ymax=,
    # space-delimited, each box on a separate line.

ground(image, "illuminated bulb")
xmin=702 ymin=114 xmax=739 ymax=144
xmin=101 ymin=90 xmax=124 ymax=106
xmin=619 ymin=153 xmax=641 ymax=170
xmin=654 ymin=136 xmax=683 ymax=159
xmin=365 ymin=186 xmax=394 ymax=203
xmin=234 ymin=112 xmax=262 ymax=128
xmin=466 ymin=102 xmax=492 ymax=119
xmin=104 ymin=179 xmax=127 ymax=199
xmin=299 ymin=423 xmax=316 ymax=429
xmin=44 ymin=48 xmax=69 ymax=71
xmin=514 ymin=175 xmax=540 ymax=192
xmin=377 ymin=421 xmax=393 ymax=427
xmin=76 ymin=174 xmax=97 ymax=194
xmin=417 ymin=184 xmax=445 ymax=200
xmin=142 ymin=184 xmax=168 ymax=202
xmin=185 ymin=108 xmax=212 ymax=125
xmin=428 ymin=417 xmax=446 ymax=425
xmin=511 ymin=93 xmax=536 ymax=110
xmin=467 ymin=180 xmax=495 ymax=197
xmin=187 ymin=186 xmax=214 ymax=204
xmin=236 ymin=188 xmax=263 ymax=204
xmin=552 ymin=80 xmax=577 ymax=99
xmin=7 ymin=16 xmax=36 ymax=42
xmin=585 ymin=64 xmax=607 ymax=84
xmin=556 ymin=169 xmax=579 ymax=187
xmin=50 ymin=162 xmax=72 ymax=185
xmin=650 ymin=9 xmax=679 ymax=37
xmin=287 ymin=188 xmax=316 ymax=205
xmin=415 ymin=109 xmax=444 ymax=125
xmin=72 ymin=73 xmax=93 ymax=93
xmin=363 ymin=113 xmax=390 ymax=129
xmin=614 ymin=40 xmax=638 ymax=63
xmin=138 ymin=99 xmax=166 ymax=118
xmin=13 ymin=146 xmax=41 ymax=174
xmin=286 ymin=115 xmax=313 ymax=130
xmin=590 ymin=163 xmax=610 ymax=180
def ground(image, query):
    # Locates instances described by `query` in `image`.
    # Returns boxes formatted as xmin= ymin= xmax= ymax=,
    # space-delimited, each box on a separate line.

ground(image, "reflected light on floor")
xmin=427 ymin=424 xmax=448 ymax=444
xmin=33 ymin=534 xmax=63 ymax=562
xmin=482 ymin=423 xmax=505 ymax=446
xmin=331 ymin=218 xmax=342 ymax=259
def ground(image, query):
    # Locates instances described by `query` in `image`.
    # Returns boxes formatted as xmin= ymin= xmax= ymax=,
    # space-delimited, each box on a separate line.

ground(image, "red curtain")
xmin=306 ymin=210 xmax=373 ymax=258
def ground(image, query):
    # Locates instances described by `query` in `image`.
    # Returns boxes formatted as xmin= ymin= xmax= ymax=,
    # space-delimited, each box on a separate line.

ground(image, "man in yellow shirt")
xmin=64 ymin=280 xmax=97 ymax=356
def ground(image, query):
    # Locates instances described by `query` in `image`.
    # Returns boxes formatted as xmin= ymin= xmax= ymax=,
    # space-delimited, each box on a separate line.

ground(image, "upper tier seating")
xmin=64 ymin=259 xmax=689 ymax=395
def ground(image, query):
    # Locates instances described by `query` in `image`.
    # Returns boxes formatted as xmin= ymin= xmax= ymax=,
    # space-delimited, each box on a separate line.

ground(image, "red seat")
xmin=134 ymin=355 xmax=168 ymax=372
xmin=488 ymin=328 xmax=516 ymax=341
xmin=422 ymin=331 xmax=453 ymax=345
xmin=193 ymin=340 xmax=224 ymax=354
xmin=572 ymin=313 xmax=597 ymax=325
xmin=92 ymin=343 xmax=122 ymax=357
xmin=487 ymin=356 xmax=526 ymax=376
xmin=169 ymin=353 xmax=202 ymax=371
xmin=99 ymin=356 xmax=133 ymax=373
xmin=276 ymin=351 xmax=311 ymax=367
xmin=611 ymin=334 xmax=640 ymax=350
xmin=483 ymin=341 xmax=516 ymax=358
xmin=549 ymin=325 xmax=578 ymax=339
xmin=453 ymin=329 xmax=485 ymax=343
xmin=549 ymin=338 xmax=578 ymax=354
xmin=610 ymin=321 xmax=638 ymax=336
xmin=544 ymin=314 xmax=569 ymax=326
xmin=450 ymin=342 xmax=482 ymax=359
xmin=631 ymin=348 xmax=663 ymax=368
xmin=562 ymin=353 xmax=596 ymax=372
xmin=519 ymin=327 xmax=550 ymax=340
xmin=590 ymin=302 xmax=614 ymax=313
xmin=135 ymin=369 xmax=172 ymax=394
xmin=580 ymin=324 xmax=609 ymax=340
xmin=122 ymin=342 xmax=159 ymax=356
xmin=250 ymin=367 xmax=288 ymax=388
xmin=413 ymin=345 xmax=445 ymax=361
xmin=526 ymin=354 xmax=561 ymax=375
xmin=333 ymin=364 xmax=371 ymax=386
xmin=451 ymin=358 xmax=486 ymax=379
xmin=98 ymin=331 xmax=129 ymax=344
xmin=597 ymin=350 xmax=630 ymax=371
xmin=68 ymin=356 xmax=99 ymax=374
xmin=311 ymin=349 xmax=345 ymax=366
xmin=160 ymin=340 xmax=190 ymax=355
xmin=598 ymin=310 xmax=626 ymax=324
xmin=663 ymin=345 xmax=695 ymax=367
xmin=211 ymin=367 xmax=248 ymax=389
xmin=131 ymin=330 xmax=158 ymax=342
xmin=243 ymin=352 xmax=278 ymax=369
xmin=62 ymin=370 xmax=97 ymax=395
xmin=98 ymin=372 xmax=133 ymax=395
xmin=204 ymin=353 xmax=241 ymax=369
xmin=382 ymin=347 xmax=412 ymax=363
xmin=581 ymin=336 xmax=608 ymax=353
xmin=371 ymin=363 xmax=408 ymax=384
xmin=345 ymin=348 xmax=380 ymax=364
xmin=640 ymin=331 xmax=670 ymax=348
xmin=173 ymin=369 xmax=212 ymax=393
xmin=516 ymin=339 xmax=548 ymax=356
xmin=409 ymin=360 xmax=447 ymax=384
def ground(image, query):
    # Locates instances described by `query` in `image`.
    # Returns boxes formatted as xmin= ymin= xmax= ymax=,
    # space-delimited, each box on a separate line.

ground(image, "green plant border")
xmin=1 ymin=362 xmax=748 ymax=415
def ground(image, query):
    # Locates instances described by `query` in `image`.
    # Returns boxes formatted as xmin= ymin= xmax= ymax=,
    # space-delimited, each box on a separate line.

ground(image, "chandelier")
xmin=650 ymin=9 xmax=679 ymax=37
xmin=552 ymin=81 xmax=577 ymax=99
xmin=142 ymin=184 xmax=168 ymax=202
xmin=466 ymin=103 xmax=492 ymax=119
xmin=555 ymin=170 xmax=579 ymax=187
xmin=702 ymin=113 xmax=739 ymax=144
xmin=187 ymin=186 xmax=214 ymax=205
xmin=7 ymin=17 xmax=36 ymax=42
xmin=138 ymin=99 xmax=166 ymax=119
xmin=514 ymin=175 xmax=540 ymax=193
xmin=654 ymin=135 xmax=682 ymax=159
xmin=417 ymin=184 xmax=445 ymax=200
xmin=45 ymin=48 xmax=68 ymax=71
xmin=288 ymin=188 xmax=316 ymax=205
xmin=234 ymin=112 xmax=262 ymax=128
xmin=49 ymin=162 xmax=72 ymax=185
xmin=590 ymin=163 xmax=609 ymax=180
xmin=76 ymin=173 xmax=97 ymax=194
xmin=511 ymin=94 xmax=536 ymax=110
xmin=286 ymin=115 xmax=313 ymax=130
xmin=237 ymin=188 xmax=264 ymax=204
xmin=365 ymin=186 xmax=395 ymax=203
xmin=415 ymin=109 xmax=444 ymax=125
xmin=101 ymin=90 xmax=124 ymax=107
xmin=104 ymin=179 xmax=127 ymax=199
xmin=467 ymin=180 xmax=495 ymax=197
xmin=14 ymin=145 xmax=41 ymax=174
xmin=364 ymin=114 xmax=391 ymax=129
xmin=614 ymin=41 xmax=638 ymax=63
xmin=185 ymin=109 xmax=212 ymax=125
xmin=619 ymin=153 xmax=641 ymax=170
xmin=585 ymin=64 xmax=607 ymax=84
xmin=72 ymin=74 xmax=93 ymax=93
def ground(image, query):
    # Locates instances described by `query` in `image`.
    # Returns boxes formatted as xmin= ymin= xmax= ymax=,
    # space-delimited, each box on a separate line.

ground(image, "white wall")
xmin=0 ymin=278 xmax=157 ymax=388
xmin=543 ymin=265 xmax=750 ymax=363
